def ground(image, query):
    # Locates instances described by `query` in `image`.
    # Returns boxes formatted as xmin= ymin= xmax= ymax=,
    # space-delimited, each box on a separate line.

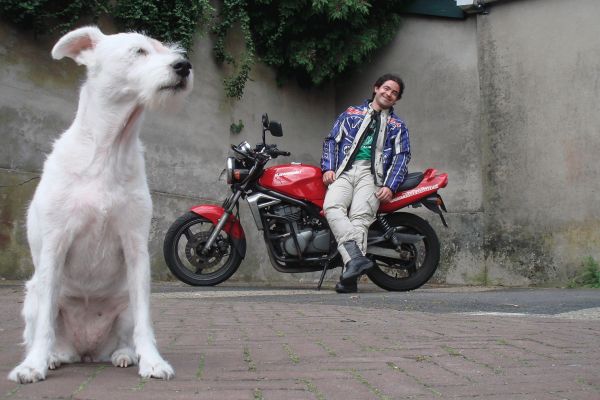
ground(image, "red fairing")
xmin=259 ymin=164 xmax=327 ymax=207
xmin=378 ymin=169 xmax=448 ymax=213
xmin=258 ymin=164 xmax=447 ymax=213
xmin=189 ymin=204 xmax=245 ymax=239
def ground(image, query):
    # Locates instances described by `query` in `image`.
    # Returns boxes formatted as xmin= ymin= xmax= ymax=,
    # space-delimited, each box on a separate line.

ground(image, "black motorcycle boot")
xmin=335 ymin=277 xmax=358 ymax=293
xmin=340 ymin=240 xmax=374 ymax=283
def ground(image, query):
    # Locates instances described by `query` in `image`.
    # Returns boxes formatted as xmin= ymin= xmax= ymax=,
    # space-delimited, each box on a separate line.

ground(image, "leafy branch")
xmin=1 ymin=0 xmax=406 ymax=98
xmin=213 ymin=0 xmax=404 ymax=98
xmin=112 ymin=0 xmax=213 ymax=51
xmin=0 ymin=0 xmax=212 ymax=51
xmin=569 ymin=256 xmax=600 ymax=288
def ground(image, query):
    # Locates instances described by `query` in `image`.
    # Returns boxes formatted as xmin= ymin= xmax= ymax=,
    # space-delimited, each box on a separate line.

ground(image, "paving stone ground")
xmin=0 ymin=284 xmax=599 ymax=400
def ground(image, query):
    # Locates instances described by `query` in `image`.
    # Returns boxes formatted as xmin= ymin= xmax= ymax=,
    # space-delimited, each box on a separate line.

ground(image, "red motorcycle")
xmin=163 ymin=114 xmax=448 ymax=291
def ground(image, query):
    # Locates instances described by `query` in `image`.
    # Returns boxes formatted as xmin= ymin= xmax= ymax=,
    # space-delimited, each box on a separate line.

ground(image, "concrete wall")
xmin=336 ymin=15 xmax=484 ymax=285
xmin=0 ymin=22 xmax=334 ymax=283
xmin=477 ymin=0 xmax=600 ymax=284
xmin=1 ymin=0 xmax=599 ymax=286
xmin=338 ymin=0 xmax=600 ymax=285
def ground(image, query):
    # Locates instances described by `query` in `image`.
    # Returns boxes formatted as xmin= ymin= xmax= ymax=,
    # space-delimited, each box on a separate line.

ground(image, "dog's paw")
xmin=8 ymin=364 xmax=46 ymax=384
xmin=111 ymin=348 xmax=138 ymax=368
xmin=48 ymin=354 xmax=61 ymax=370
xmin=139 ymin=358 xmax=174 ymax=380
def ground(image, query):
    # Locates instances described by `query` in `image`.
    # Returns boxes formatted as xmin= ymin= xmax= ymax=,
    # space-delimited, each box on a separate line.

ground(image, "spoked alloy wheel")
xmin=163 ymin=212 xmax=244 ymax=286
xmin=367 ymin=212 xmax=440 ymax=291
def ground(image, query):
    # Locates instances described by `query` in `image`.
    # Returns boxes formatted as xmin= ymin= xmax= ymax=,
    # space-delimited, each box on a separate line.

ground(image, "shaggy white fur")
xmin=8 ymin=26 xmax=193 ymax=383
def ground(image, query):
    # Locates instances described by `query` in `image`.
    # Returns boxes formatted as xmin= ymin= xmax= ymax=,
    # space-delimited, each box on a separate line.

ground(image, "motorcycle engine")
xmin=270 ymin=205 xmax=330 ymax=257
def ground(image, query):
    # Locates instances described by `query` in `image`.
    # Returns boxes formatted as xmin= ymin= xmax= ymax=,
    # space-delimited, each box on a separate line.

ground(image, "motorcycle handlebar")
xmin=262 ymin=144 xmax=290 ymax=158
xmin=272 ymin=149 xmax=291 ymax=157
xmin=232 ymin=143 xmax=290 ymax=160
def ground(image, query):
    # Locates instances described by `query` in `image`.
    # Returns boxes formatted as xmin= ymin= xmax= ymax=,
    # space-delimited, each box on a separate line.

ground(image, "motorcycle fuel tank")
xmin=259 ymin=163 xmax=326 ymax=206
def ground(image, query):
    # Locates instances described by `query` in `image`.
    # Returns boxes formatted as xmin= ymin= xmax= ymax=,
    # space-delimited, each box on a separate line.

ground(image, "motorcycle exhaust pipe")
xmin=367 ymin=245 xmax=407 ymax=259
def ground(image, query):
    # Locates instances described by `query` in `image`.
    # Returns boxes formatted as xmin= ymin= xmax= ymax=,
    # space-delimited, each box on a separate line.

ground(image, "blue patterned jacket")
xmin=320 ymin=101 xmax=411 ymax=192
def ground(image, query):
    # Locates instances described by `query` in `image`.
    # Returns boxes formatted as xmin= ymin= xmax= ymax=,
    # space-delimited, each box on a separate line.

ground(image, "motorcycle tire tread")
xmin=367 ymin=212 xmax=440 ymax=292
xmin=163 ymin=212 xmax=245 ymax=286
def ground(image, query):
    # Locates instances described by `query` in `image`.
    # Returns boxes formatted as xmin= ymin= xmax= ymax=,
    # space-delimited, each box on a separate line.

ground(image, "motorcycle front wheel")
xmin=367 ymin=212 xmax=440 ymax=291
xmin=163 ymin=212 xmax=244 ymax=286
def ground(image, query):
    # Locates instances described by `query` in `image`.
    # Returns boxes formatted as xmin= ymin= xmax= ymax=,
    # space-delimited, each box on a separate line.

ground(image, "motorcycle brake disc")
xmin=185 ymin=231 xmax=222 ymax=268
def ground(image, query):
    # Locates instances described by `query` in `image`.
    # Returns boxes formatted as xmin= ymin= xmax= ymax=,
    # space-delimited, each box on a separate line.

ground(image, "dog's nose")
xmin=172 ymin=60 xmax=192 ymax=78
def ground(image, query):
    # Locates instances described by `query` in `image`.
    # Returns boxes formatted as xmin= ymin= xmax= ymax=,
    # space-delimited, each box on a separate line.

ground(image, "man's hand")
xmin=376 ymin=186 xmax=393 ymax=203
xmin=323 ymin=170 xmax=335 ymax=186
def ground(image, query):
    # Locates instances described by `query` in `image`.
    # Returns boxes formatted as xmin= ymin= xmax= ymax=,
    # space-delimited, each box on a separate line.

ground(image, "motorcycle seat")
xmin=396 ymin=172 xmax=424 ymax=191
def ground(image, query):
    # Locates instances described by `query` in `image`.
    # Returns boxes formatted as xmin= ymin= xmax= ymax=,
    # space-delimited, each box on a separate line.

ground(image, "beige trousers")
xmin=323 ymin=161 xmax=380 ymax=264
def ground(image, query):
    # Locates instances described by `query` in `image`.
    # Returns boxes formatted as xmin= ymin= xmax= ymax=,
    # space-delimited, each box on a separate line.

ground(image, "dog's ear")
xmin=52 ymin=26 xmax=105 ymax=65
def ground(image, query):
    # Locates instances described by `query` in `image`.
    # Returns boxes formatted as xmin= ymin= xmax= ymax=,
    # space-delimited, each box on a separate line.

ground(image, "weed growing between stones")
xmin=569 ymin=256 xmax=600 ymax=288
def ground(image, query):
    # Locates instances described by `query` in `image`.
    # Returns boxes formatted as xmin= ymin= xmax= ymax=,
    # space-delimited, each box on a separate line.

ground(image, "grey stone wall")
xmin=0 ymin=23 xmax=334 ymax=283
xmin=1 ymin=0 xmax=599 ymax=286
xmin=338 ymin=0 xmax=600 ymax=285
xmin=336 ymin=15 xmax=484 ymax=285
xmin=477 ymin=0 xmax=600 ymax=285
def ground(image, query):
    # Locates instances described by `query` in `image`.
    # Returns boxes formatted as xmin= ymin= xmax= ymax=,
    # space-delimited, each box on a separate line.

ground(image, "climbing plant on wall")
xmin=0 ymin=0 xmax=109 ymax=34
xmin=0 ymin=0 xmax=212 ymax=51
xmin=112 ymin=0 xmax=213 ymax=51
xmin=213 ymin=0 xmax=405 ymax=98
xmin=0 ymin=0 xmax=405 ymax=98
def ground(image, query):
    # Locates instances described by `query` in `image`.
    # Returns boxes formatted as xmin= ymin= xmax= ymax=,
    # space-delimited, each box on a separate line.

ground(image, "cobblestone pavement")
xmin=1 ymin=283 xmax=599 ymax=400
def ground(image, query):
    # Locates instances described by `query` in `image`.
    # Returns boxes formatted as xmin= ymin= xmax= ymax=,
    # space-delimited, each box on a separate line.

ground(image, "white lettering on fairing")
xmin=391 ymin=184 xmax=439 ymax=202
xmin=275 ymin=170 xmax=302 ymax=178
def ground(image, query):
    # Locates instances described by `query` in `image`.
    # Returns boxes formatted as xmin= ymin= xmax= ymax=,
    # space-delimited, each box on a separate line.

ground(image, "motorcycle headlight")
xmin=226 ymin=157 xmax=235 ymax=184
xmin=226 ymin=157 xmax=250 ymax=184
xmin=234 ymin=141 xmax=252 ymax=160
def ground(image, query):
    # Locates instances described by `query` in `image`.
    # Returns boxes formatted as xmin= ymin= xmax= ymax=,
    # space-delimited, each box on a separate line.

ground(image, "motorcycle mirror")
xmin=261 ymin=113 xmax=270 ymax=145
xmin=269 ymin=121 xmax=283 ymax=137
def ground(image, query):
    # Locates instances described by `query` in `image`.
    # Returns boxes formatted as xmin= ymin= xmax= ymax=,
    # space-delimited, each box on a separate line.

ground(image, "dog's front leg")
xmin=122 ymin=232 xmax=174 ymax=380
xmin=9 ymin=236 xmax=67 ymax=383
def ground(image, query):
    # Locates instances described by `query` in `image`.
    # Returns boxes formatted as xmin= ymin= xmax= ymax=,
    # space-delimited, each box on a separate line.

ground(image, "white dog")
xmin=8 ymin=26 xmax=193 ymax=383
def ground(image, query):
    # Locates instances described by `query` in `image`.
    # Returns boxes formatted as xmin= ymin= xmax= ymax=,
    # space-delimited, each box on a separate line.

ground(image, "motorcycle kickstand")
xmin=316 ymin=264 xmax=328 ymax=290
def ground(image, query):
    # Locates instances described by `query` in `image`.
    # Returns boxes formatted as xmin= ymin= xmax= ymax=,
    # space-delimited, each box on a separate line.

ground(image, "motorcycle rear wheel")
xmin=163 ymin=212 xmax=244 ymax=286
xmin=367 ymin=212 xmax=440 ymax=291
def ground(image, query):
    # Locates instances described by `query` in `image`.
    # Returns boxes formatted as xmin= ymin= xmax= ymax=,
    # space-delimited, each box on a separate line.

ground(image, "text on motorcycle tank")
xmin=274 ymin=170 xmax=302 ymax=177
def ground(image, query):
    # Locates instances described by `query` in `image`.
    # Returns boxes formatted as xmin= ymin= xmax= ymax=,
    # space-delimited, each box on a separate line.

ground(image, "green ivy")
xmin=112 ymin=0 xmax=213 ymax=51
xmin=0 ymin=0 xmax=109 ymax=34
xmin=212 ymin=0 xmax=255 ymax=99
xmin=214 ymin=0 xmax=405 ymax=97
xmin=0 ymin=0 xmax=212 ymax=51
xmin=1 ymin=0 xmax=405 ymax=98
xmin=230 ymin=119 xmax=244 ymax=134
xmin=569 ymin=256 xmax=600 ymax=288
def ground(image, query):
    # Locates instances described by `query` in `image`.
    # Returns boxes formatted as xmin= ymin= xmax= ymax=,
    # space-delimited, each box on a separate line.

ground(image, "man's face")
xmin=372 ymin=80 xmax=400 ymax=111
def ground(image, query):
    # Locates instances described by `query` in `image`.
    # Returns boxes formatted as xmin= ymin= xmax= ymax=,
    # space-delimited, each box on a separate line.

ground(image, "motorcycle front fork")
xmin=201 ymin=189 xmax=243 ymax=255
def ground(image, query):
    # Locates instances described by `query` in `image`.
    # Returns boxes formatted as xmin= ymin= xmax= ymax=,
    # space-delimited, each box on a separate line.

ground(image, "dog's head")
xmin=52 ymin=26 xmax=193 ymax=109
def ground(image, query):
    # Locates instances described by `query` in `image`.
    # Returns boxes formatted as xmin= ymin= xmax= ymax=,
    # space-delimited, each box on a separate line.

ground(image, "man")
xmin=321 ymin=73 xmax=411 ymax=293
